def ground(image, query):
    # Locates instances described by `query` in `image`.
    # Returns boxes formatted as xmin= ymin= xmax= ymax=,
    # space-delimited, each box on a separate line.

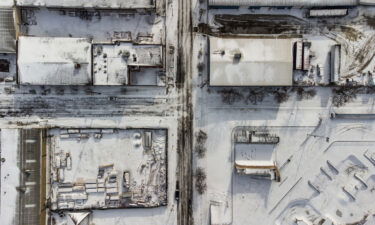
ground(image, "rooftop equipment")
xmin=309 ymin=9 xmax=348 ymax=17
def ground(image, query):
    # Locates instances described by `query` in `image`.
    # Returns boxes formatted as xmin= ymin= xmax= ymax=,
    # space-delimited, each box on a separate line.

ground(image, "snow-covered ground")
xmin=204 ymin=6 xmax=375 ymax=86
xmin=48 ymin=128 xmax=168 ymax=210
xmin=2 ymin=0 xmax=375 ymax=225
xmin=191 ymin=74 xmax=375 ymax=224
xmin=0 ymin=129 xmax=20 ymax=225
xmin=0 ymin=0 xmax=180 ymax=224
xmin=0 ymin=115 xmax=179 ymax=225
xmin=191 ymin=2 xmax=375 ymax=224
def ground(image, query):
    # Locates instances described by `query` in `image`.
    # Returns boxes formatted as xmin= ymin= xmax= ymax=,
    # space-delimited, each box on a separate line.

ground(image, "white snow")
xmin=209 ymin=37 xmax=293 ymax=86
xmin=21 ymin=8 xmax=165 ymax=45
xmin=93 ymin=43 xmax=163 ymax=86
xmin=191 ymin=3 xmax=375 ymax=224
xmin=0 ymin=129 xmax=20 ymax=225
xmin=18 ymin=37 xmax=92 ymax=85
xmin=0 ymin=0 xmax=14 ymax=7
xmin=48 ymin=128 xmax=167 ymax=210
xmin=208 ymin=0 xmax=359 ymax=7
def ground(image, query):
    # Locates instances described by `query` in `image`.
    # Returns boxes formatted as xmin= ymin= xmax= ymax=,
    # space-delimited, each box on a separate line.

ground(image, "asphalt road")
xmin=0 ymin=85 xmax=173 ymax=118
xmin=177 ymin=0 xmax=194 ymax=224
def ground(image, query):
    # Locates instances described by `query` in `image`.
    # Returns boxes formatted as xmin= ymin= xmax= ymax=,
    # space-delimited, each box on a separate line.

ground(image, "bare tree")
xmin=245 ymin=88 xmax=266 ymax=105
xmin=332 ymin=86 xmax=360 ymax=107
xmin=195 ymin=130 xmax=207 ymax=158
xmin=294 ymin=87 xmax=317 ymax=100
xmin=197 ymin=62 xmax=205 ymax=72
xmin=195 ymin=167 xmax=207 ymax=195
xmin=272 ymin=88 xmax=290 ymax=103
xmin=218 ymin=89 xmax=244 ymax=105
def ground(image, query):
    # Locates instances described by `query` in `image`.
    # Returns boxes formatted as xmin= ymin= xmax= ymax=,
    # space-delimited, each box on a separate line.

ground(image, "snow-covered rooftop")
xmin=93 ymin=43 xmax=163 ymax=85
xmin=0 ymin=0 xmax=14 ymax=7
xmin=16 ymin=0 xmax=155 ymax=9
xmin=18 ymin=36 xmax=92 ymax=85
xmin=209 ymin=37 xmax=293 ymax=86
xmin=209 ymin=0 xmax=359 ymax=6
xmin=0 ymin=9 xmax=16 ymax=53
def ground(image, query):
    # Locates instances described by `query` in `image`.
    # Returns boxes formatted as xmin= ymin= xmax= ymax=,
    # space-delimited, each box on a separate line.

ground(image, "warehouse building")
xmin=93 ymin=43 xmax=164 ymax=86
xmin=18 ymin=37 xmax=92 ymax=85
xmin=16 ymin=0 xmax=155 ymax=9
xmin=17 ymin=36 xmax=165 ymax=86
xmin=209 ymin=37 xmax=293 ymax=86
xmin=209 ymin=0 xmax=373 ymax=7
xmin=0 ymin=8 xmax=16 ymax=53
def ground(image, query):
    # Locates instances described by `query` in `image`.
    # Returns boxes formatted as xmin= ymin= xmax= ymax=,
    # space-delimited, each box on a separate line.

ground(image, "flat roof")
xmin=93 ymin=43 xmax=163 ymax=85
xmin=16 ymin=0 xmax=155 ymax=9
xmin=0 ymin=0 xmax=14 ymax=7
xmin=209 ymin=37 xmax=293 ymax=86
xmin=208 ymin=0 xmax=358 ymax=6
xmin=18 ymin=36 xmax=92 ymax=85
xmin=0 ymin=9 xmax=16 ymax=53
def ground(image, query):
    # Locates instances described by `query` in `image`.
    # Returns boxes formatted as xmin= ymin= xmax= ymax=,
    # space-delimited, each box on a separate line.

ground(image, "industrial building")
xmin=18 ymin=37 xmax=92 ymax=85
xmin=93 ymin=43 xmax=164 ymax=86
xmin=0 ymin=8 xmax=16 ymax=53
xmin=209 ymin=0 xmax=374 ymax=7
xmin=234 ymin=128 xmax=280 ymax=181
xmin=17 ymin=36 xmax=165 ymax=86
xmin=16 ymin=0 xmax=156 ymax=9
xmin=209 ymin=37 xmax=293 ymax=86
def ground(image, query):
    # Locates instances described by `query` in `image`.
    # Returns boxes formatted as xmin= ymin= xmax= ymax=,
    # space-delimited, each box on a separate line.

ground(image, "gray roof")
xmin=0 ymin=9 xmax=16 ymax=53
